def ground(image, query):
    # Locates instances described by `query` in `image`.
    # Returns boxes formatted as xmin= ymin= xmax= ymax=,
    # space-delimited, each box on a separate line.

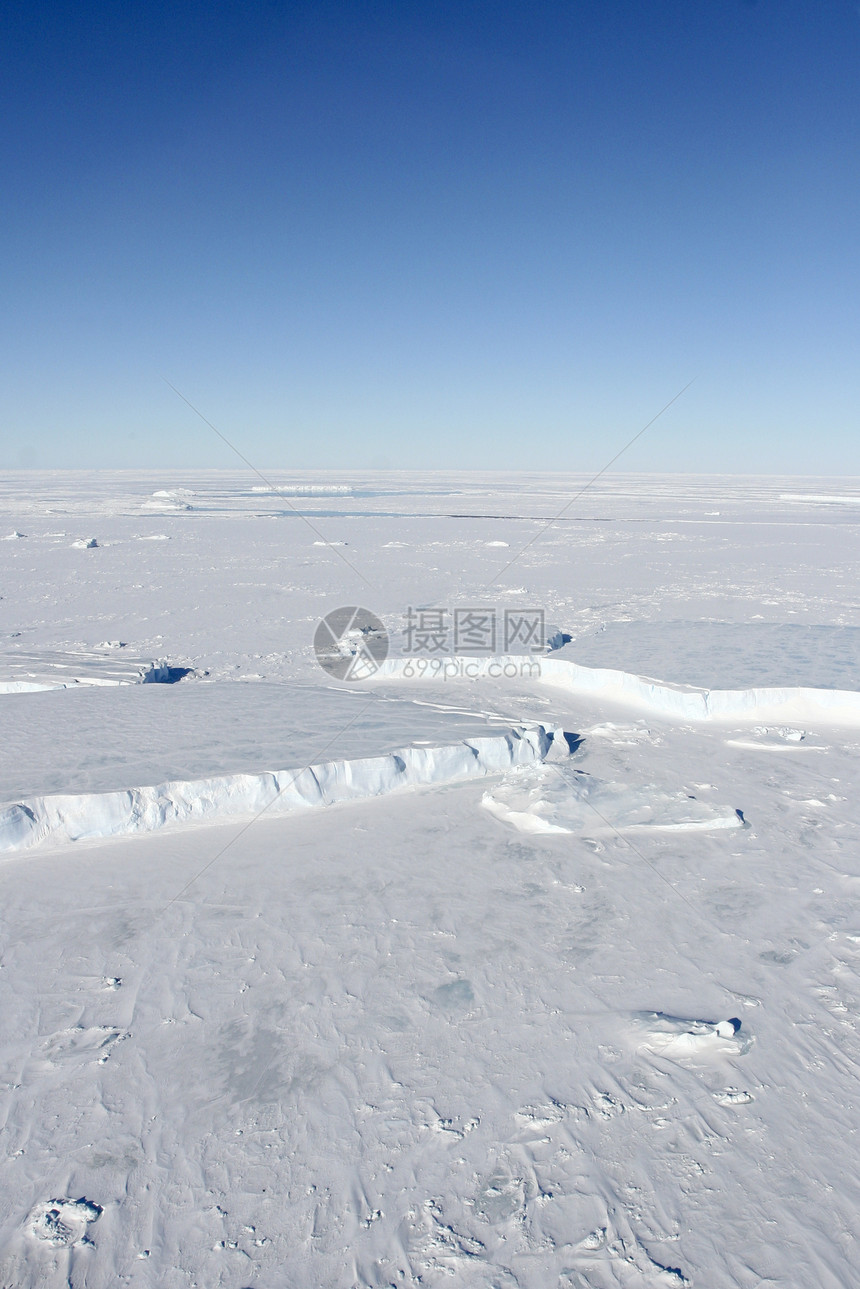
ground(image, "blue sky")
xmin=1 ymin=0 xmax=858 ymax=472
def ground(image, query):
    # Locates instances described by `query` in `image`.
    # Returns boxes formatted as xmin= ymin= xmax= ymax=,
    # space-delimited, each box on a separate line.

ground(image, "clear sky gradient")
xmin=1 ymin=1 xmax=858 ymax=472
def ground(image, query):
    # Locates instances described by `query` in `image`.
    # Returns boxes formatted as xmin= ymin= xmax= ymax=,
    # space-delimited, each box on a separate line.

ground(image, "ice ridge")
xmin=373 ymin=656 xmax=860 ymax=725
xmin=0 ymin=726 xmax=559 ymax=854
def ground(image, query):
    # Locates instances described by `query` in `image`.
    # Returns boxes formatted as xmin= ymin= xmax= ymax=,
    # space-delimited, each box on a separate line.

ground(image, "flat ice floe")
xmin=0 ymin=649 xmax=169 ymax=694
xmin=564 ymin=620 xmax=860 ymax=691
xmin=0 ymin=680 xmax=538 ymax=799
xmin=481 ymin=762 xmax=742 ymax=835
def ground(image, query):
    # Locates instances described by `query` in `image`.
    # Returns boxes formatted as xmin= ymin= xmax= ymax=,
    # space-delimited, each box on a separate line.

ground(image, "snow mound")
xmin=26 ymin=1197 xmax=102 ymax=1246
xmin=714 ymin=1087 xmax=754 ymax=1106
xmin=373 ymin=655 xmax=860 ymax=726
xmin=583 ymin=721 xmax=661 ymax=745
xmin=631 ymin=1012 xmax=750 ymax=1059
xmin=143 ymin=488 xmax=194 ymax=511
xmin=481 ymin=763 xmax=742 ymax=835
xmin=724 ymin=726 xmax=827 ymax=757
xmin=42 ymin=1024 xmax=129 ymax=1066
xmin=2 ymin=530 xmax=26 ymax=539
xmin=71 ymin=536 xmax=98 ymax=548
xmin=0 ymin=726 xmax=562 ymax=853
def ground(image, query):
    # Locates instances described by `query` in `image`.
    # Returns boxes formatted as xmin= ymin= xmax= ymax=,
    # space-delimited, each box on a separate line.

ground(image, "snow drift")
xmin=481 ymin=762 xmax=742 ymax=835
xmin=0 ymin=726 xmax=560 ymax=854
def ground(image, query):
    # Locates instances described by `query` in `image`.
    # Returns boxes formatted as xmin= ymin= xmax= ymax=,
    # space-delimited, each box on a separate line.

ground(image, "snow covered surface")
xmin=1 ymin=470 xmax=859 ymax=1288
xmin=0 ymin=682 xmax=532 ymax=800
xmin=563 ymin=620 xmax=860 ymax=690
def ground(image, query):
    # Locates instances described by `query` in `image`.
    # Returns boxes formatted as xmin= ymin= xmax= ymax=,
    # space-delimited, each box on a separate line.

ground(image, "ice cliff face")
xmin=0 ymin=726 xmax=560 ymax=853
xmin=374 ymin=656 xmax=860 ymax=725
